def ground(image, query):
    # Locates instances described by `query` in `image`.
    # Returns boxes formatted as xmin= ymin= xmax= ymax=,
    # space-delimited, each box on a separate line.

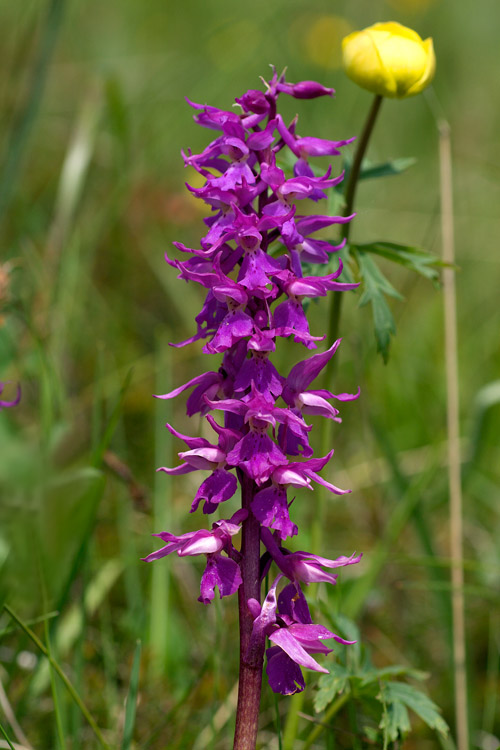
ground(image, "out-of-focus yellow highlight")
xmin=290 ymin=15 xmax=354 ymax=70
xmin=207 ymin=20 xmax=259 ymax=71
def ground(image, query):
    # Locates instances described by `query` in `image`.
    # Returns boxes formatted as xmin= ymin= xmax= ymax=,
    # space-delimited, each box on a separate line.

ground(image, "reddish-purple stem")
xmin=233 ymin=471 xmax=264 ymax=750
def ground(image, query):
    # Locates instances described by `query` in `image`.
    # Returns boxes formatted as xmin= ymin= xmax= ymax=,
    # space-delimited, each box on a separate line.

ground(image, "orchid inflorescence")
xmin=144 ymin=68 xmax=362 ymax=696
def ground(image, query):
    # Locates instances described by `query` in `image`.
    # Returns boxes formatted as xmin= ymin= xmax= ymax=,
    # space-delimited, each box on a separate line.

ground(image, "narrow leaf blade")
xmin=122 ymin=639 xmax=142 ymax=750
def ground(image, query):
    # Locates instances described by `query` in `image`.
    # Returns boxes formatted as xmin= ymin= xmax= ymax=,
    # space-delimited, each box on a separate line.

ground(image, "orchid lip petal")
xmin=269 ymin=628 xmax=329 ymax=673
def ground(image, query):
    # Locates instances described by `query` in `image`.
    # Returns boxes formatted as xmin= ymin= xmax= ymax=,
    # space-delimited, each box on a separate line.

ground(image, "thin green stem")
xmin=274 ymin=693 xmax=283 ymax=750
xmin=343 ymin=95 xmax=384 ymax=235
xmin=3 ymin=605 xmax=110 ymax=750
xmin=311 ymin=95 xmax=384 ymax=565
xmin=0 ymin=720 xmax=16 ymax=750
xmin=302 ymin=692 xmax=350 ymax=748
xmin=45 ymin=615 xmax=67 ymax=750
xmin=299 ymin=93 xmax=384 ymax=750
xmin=282 ymin=692 xmax=303 ymax=749
xmin=325 ymin=93 xmax=383 ymax=382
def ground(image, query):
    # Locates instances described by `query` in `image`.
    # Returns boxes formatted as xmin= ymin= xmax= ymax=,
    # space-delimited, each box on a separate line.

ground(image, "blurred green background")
xmin=0 ymin=0 xmax=499 ymax=748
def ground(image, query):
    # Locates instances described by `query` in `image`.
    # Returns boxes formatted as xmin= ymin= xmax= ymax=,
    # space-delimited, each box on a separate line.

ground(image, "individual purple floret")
xmin=248 ymin=577 xmax=355 ymax=694
xmin=142 ymin=510 xmax=246 ymax=604
xmin=261 ymin=527 xmax=362 ymax=586
xmin=0 ymin=382 xmax=21 ymax=410
xmin=144 ymin=68 xmax=362 ymax=708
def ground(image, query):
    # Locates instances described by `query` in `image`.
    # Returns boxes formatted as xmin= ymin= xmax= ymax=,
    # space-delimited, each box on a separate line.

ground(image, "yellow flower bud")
xmin=342 ymin=22 xmax=435 ymax=98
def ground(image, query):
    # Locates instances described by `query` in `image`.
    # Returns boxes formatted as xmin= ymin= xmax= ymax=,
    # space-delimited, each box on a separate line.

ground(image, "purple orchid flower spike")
xmin=145 ymin=70 xmax=363 ymax=743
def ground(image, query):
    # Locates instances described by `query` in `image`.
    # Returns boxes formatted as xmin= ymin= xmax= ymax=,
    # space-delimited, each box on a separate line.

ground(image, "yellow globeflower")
xmin=342 ymin=21 xmax=435 ymax=98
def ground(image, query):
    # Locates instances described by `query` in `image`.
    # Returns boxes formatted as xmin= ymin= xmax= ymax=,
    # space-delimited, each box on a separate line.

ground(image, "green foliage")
xmin=122 ymin=640 xmax=142 ymax=750
xmin=332 ymin=241 xmax=443 ymax=362
xmin=355 ymin=241 xmax=445 ymax=283
xmin=355 ymin=250 xmax=402 ymax=363
xmin=378 ymin=681 xmax=449 ymax=744
xmin=313 ymin=614 xmax=449 ymax=747
xmin=343 ymin=155 xmax=417 ymax=184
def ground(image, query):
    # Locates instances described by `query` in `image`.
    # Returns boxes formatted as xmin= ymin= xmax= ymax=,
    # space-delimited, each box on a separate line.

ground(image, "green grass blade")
xmin=49 ymin=370 xmax=131 ymax=634
xmin=38 ymin=548 xmax=66 ymax=750
xmin=91 ymin=369 xmax=133 ymax=467
xmin=303 ymin=693 xmax=350 ymax=749
xmin=370 ymin=419 xmax=453 ymax=638
xmin=274 ymin=693 xmax=283 ymax=750
xmin=121 ymin=639 xmax=142 ymax=750
xmin=282 ymin=692 xmax=303 ymax=750
xmin=0 ymin=611 xmax=58 ymax=638
xmin=2 ymin=605 xmax=110 ymax=750
xmin=149 ymin=339 xmax=172 ymax=680
xmin=45 ymin=616 xmax=66 ymax=750
xmin=0 ymin=719 xmax=16 ymax=750
xmin=343 ymin=467 xmax=438 ymax=620
xmin=0 ymin=0 xmax=66 ymax=223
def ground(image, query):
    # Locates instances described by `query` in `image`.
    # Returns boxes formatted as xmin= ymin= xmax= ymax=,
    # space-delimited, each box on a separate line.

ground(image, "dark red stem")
xmin=233 ymin=471 xmax=264 ymax=750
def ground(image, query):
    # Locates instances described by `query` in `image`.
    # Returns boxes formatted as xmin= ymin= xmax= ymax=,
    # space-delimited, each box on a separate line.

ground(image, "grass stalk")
xmin=44 ymin=610 xmax=66 ymax=750
xmin=121 ymin=640 xmax=142 ymax=750
xmin=273 ymin=693 xmax=283 ymax=750
xmin=287 ymin=93 xmax=384 ymax=750
xmin=312 ymin=93 xmax=384 ymax=559
xmin=302 ymin=692 xmax=349 ymax=749
xmin=439 ymin=119 xmax=469 ymax=750
xmin=0 ymin=679 xmax=33 ymax=750
xmin=3 ymin=605 xmax=110 ymax=750
xmin=148 ymin=338 xmax=172 ymax=680
xmin=343 ymin=466 xmax=438 ymax=621
xmin=0 ymin=721 xmax=16 ymax=750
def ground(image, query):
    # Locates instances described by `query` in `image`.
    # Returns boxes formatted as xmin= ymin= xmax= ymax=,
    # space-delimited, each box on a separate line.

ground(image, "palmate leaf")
xmin=311 ymin=612 xmax=448 ymax=747
xmin=378 ymin=681 xmax=449 ymax=743
xmin=314 ymin=664 xmax=350 ymax=713
xmin=355 ymin=241 xmax=445 ymax=283
xmin=342 ymin=155 xmax=417 ymax=186
xmin=355 ymin=250 xmax=402 ymax=363
xmin=358 ymin=157 xmax=417 ymax=181
xmin=360 ymin=664 xmax=429 ymax=687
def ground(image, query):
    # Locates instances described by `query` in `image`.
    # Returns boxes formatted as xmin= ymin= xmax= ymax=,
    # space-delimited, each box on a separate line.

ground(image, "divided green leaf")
xmin=313 ymin=612 xmax=448 ymax=746
xmin=355 ymin=250 xmax=402 ymax=362
xmin=356 ymin=241 xmax=444 ymax=283
xmin=359 ymin=157 xmax=417 ymax=181
xmin=378 ymin=681 xmax=449 ymax=742
xmin=342 ymin=155 xmax=417 ymax=185
xmin=360 ymin=664 xmax=429 ymax=687
xmin=314 ymin=665 xmax=350 ymax=713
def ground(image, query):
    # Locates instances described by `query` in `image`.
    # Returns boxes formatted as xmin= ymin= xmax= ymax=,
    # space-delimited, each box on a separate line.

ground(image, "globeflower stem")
xmin=327 ymin=93 xmax=383 ymax=364
xmin=312 ymin=93 xmax=384 ymax=576
xmin=233 ymin=472 xmax=264 ymax=750
xmin=284 ymin=95 xmax=383 ymax=749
